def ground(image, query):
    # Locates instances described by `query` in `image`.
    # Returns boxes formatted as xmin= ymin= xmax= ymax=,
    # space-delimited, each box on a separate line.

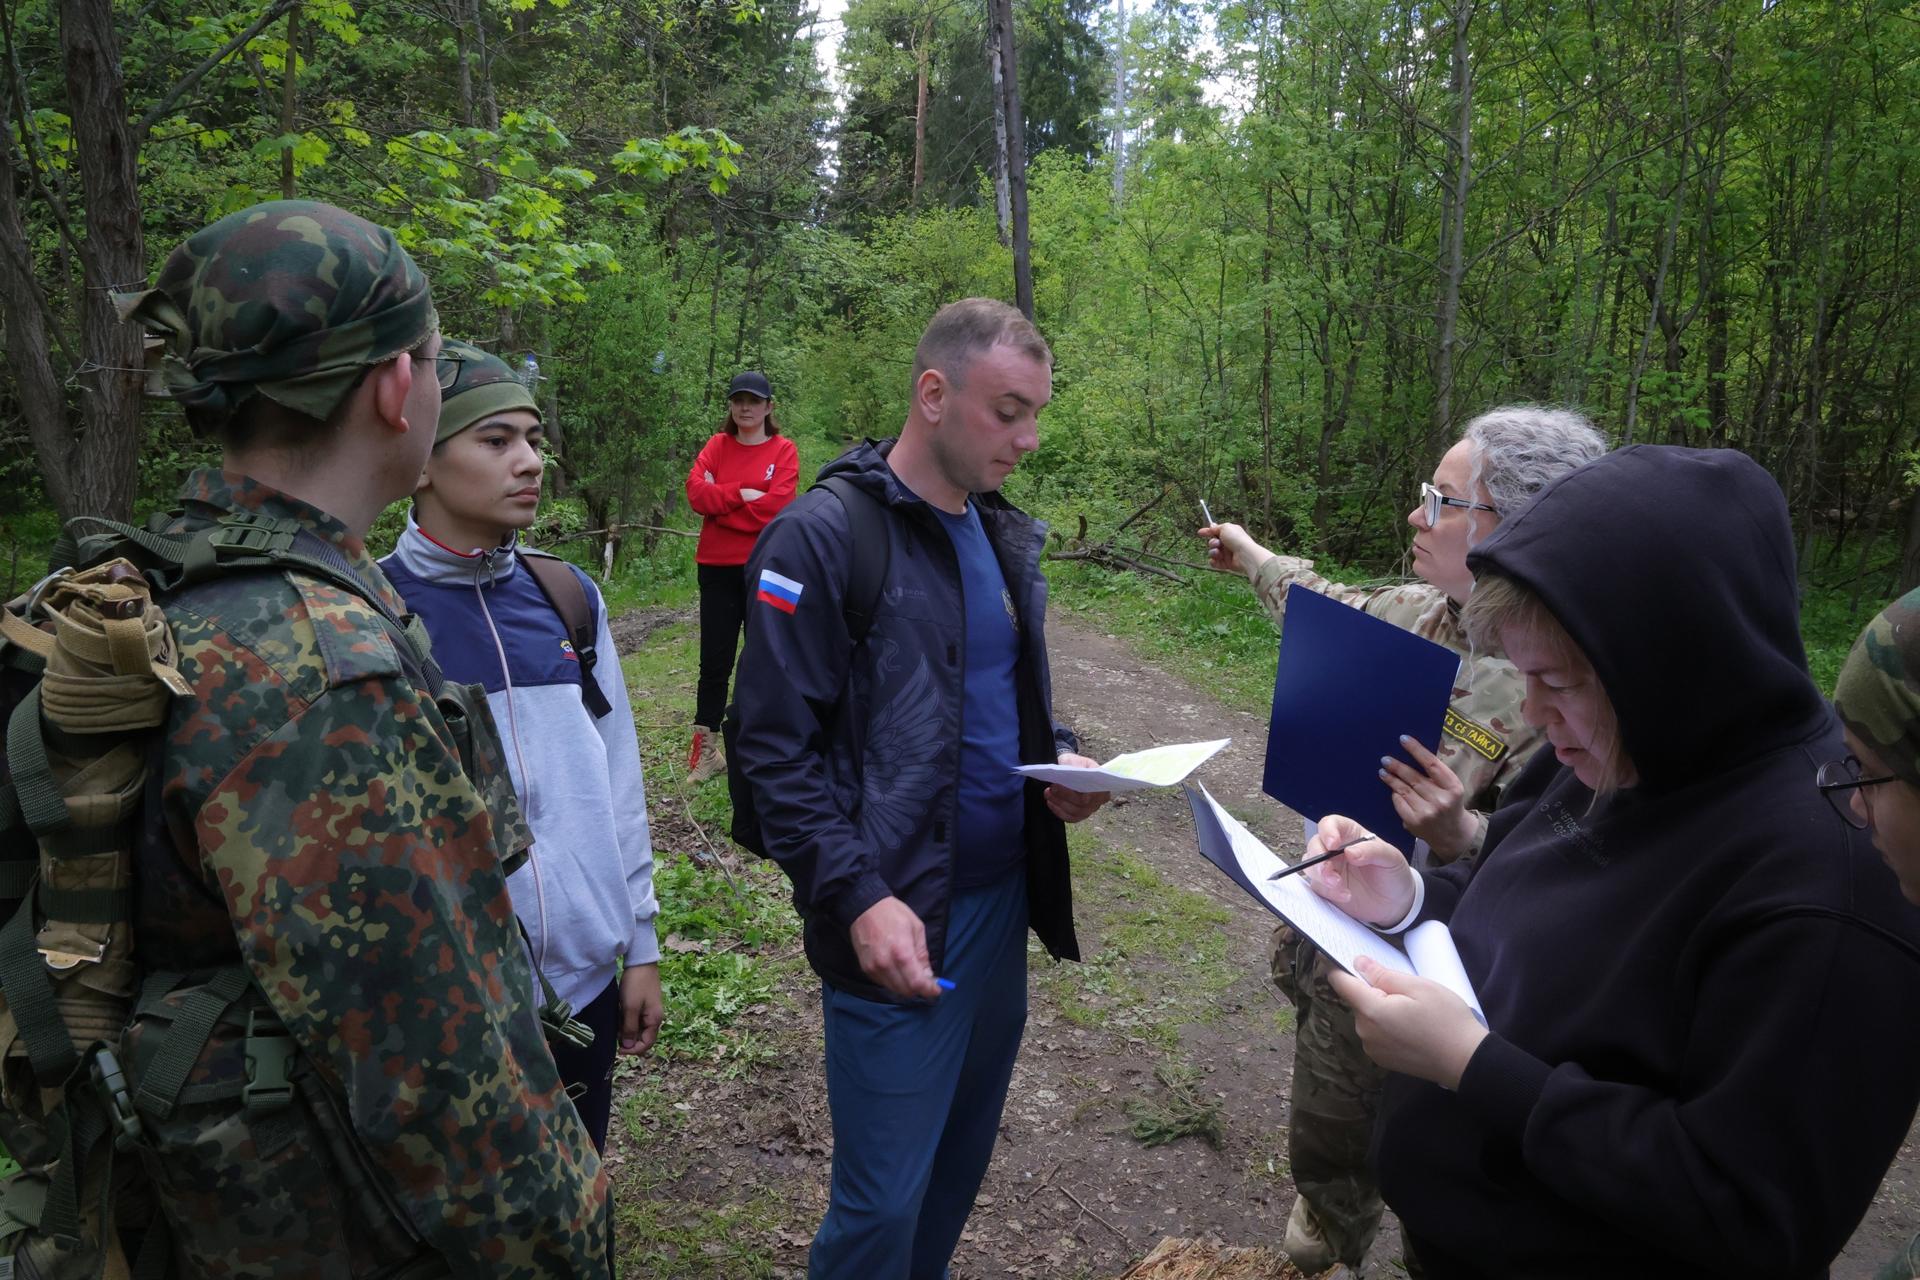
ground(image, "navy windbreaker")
xmin=731 ymin=439 xmax=1080 ymax=1002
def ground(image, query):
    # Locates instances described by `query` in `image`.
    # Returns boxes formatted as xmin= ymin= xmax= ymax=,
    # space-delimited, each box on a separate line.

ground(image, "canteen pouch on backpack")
xmin=0 ymin=559 xmax=189 ymax=1275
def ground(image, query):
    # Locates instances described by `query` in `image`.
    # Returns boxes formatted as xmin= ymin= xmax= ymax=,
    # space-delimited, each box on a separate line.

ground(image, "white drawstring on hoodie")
xmin=472 ymin=545 xmax=552 ymax=976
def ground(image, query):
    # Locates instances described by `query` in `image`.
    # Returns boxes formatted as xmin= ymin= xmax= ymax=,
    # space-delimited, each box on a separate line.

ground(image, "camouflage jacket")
xmin=134 ymin=469 xmax=610 ymax=1277
xmin=1248 ymin=554 xmax=1543 ymax=856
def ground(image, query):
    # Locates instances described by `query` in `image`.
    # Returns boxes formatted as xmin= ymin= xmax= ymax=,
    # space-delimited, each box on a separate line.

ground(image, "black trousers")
xmin=695 ymin=562 xmax=749 ymax=729
xmin=548 ymin=977 xmax=621 ymax=1152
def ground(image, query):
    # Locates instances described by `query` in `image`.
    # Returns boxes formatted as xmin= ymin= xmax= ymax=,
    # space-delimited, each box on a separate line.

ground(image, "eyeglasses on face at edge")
xmin=434 ymin=350 xmax=468 ymax=392
xmin=1817 ymin=755 xmax=1898 ymax=829
xmin=1419 ymin=481 xmax=1498 ymax=528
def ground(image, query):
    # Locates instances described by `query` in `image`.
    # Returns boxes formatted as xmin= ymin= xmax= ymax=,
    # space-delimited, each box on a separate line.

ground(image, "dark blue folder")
xmin=1262 ymin=585 xmax=1462 ymax=854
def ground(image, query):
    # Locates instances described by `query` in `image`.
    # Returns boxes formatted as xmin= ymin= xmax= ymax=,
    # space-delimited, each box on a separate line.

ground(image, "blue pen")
xmin=935 ymin=978 xmax=956 ymax=992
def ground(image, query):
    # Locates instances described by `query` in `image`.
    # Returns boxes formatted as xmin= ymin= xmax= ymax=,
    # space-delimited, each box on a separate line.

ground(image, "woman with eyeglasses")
xmin=1200 ymin=404 xmax=1605 ymax=1271
xmin=1829 ymin=590 xmax=1920 ymax=1280
xmin=684 ymin=371 xmax=799 ymax=785
xmin=1303 ymin=446 xmax=1920 ymax=1279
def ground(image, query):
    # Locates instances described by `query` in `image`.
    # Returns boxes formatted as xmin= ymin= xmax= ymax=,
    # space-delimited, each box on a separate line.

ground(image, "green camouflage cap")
xmin=114 ymin=199 xmax=436 ymax=436
xmin=1834 ymin=587 xmax=1920 ymax=786
xmin=436 ymin=339 xmax=540 ymax=443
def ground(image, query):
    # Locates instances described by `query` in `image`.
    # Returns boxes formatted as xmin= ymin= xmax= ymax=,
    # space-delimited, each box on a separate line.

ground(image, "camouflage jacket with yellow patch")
xmin=1248 ymin=554 xmax=1544 ymax=856
xmin=134 ymin=469 xmax=610 ymax=1276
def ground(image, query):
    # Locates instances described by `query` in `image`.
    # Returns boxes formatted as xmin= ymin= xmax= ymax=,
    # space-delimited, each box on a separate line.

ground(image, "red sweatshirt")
xmin=685 ymin=431 xmax=800 ymax=565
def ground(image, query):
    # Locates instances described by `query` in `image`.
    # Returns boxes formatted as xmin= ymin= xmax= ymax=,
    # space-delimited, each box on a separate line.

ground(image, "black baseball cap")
xmin=726 ymin=370 xmax=773 ymax=399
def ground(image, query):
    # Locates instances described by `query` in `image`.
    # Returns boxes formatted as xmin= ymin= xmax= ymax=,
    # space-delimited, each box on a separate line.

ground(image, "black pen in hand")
xmin=1268 ymin=832 xmax=1378 ymax=881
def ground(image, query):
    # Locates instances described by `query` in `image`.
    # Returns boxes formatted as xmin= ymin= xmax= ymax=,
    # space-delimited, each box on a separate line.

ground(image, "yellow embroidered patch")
xmin=1443 ymin=708 xmax=1509 ymax=762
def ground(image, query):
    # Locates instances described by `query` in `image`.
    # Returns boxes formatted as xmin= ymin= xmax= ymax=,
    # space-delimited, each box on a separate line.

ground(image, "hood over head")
xmin=1834 ymin=586 xmax=1920 ymax=788
xmin=1466 ymin=444 xmax=1827 ymax=792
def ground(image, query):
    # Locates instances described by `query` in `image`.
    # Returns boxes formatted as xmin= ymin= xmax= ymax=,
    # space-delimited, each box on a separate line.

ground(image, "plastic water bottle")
xmin=521 ymin=353 xmax=539 ymax=391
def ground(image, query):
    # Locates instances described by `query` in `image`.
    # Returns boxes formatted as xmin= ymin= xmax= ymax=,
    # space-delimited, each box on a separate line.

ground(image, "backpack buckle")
xmin=89 ymin=1045 xmax=145 ymax=1152
xmin=207 ymin=519 xmax=298 ymax=557
xmin=242 ymin=1010 xmax=295 ymax=1117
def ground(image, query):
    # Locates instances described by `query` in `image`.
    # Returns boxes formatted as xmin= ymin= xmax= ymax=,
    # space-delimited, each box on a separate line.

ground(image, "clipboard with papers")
xmin=1184 ymin=782 xmax=1486 ymax=1027
xmin=1262 ymin=585 xmax=1462 ymax=854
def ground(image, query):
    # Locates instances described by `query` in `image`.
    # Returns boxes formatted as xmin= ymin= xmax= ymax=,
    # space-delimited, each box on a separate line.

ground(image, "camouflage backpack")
xmin=0 ymin=510 xmax=534 ymax=1278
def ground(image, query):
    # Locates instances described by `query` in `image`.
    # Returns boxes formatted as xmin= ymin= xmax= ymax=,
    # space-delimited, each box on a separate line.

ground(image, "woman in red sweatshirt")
xmin=684 ymin=370 xmax=799 ymax=782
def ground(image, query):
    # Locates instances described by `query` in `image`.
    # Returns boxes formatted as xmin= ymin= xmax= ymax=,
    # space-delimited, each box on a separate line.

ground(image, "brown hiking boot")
xmin=687 ymin=725 xmax=726 ymax=784
xmin=1284 ymin=1195 xmax=1341 ymax=1274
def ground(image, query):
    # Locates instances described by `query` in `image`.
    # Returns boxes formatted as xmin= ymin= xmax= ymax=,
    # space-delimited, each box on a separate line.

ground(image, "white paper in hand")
xmin=1013 ymin=738 xmax=1230 ymax=794
xmin=1184 ymin=782 xmax=1485 ymax=1026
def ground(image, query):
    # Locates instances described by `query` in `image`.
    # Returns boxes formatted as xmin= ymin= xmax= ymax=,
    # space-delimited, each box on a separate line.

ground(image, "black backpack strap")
xmin=519 ymin=551 xmax=613 ymax=720
xmin=65 ymin=512 xmax=445 ymax=699
xmin=813 ymin=476 xmax=891 ymax=643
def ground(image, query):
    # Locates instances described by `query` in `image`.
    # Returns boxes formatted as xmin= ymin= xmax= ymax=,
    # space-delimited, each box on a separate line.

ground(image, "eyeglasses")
xmin=1419 ymin=482 xmax=1498 ymax=528
xmin=1816 ymin=755 xmax=1898 ymax=829
xmin=433 ymin=350 xmax=468 ymax=391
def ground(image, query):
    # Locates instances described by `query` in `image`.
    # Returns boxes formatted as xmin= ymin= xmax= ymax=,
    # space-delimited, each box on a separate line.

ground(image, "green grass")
xmin=1035 ymin=829 xmax=1235 ymax=1052
xmin=617 ymin=623 xmax=803 ymax=1074
xmin=615 ymin=1189 xmax=787 ymax=1279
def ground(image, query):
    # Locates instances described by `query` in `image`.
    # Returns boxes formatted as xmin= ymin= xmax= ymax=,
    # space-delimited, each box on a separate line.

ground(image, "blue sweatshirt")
xmin=382 ymin=515 xmax=659 ymax=1013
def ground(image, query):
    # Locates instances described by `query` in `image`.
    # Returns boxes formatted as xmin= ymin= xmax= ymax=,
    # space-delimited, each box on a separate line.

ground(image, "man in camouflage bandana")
xmin=1200 ymin=406 xmax=1605 ymax=1272
xmin=1832 ymin=589 xmax=1920 ymax=1280
xmin=114 ymin=200 xmax=611 ymax=1276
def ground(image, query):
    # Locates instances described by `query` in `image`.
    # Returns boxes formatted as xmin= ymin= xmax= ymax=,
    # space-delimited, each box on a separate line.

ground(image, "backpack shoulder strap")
xmin=518 ymin=550 xmax=614 ymax=720
xmin=813 ymin=476 xmax=891 ymax=643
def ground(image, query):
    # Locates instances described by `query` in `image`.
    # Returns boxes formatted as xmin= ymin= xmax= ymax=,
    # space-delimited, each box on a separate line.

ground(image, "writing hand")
xmin=1301 ymin=814 xmax=1415 ymax=926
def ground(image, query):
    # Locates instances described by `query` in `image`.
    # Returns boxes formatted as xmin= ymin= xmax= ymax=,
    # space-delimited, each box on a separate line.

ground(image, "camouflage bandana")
xmin=114 ymin=200 xmax=436 ymax=436
xmin=437 ymin=339 xmax=540 ymax=443
xmin=1835 ymin=588 xmax=1920 ymax=787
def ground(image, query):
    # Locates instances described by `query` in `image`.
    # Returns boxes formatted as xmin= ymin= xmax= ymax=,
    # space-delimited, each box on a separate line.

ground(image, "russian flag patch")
xmin=756 ymin=569 xmax=804 ymax=614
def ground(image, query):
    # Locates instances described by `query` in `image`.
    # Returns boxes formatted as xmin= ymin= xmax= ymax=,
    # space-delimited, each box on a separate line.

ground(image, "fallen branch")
xmin=536 ymin=522 xmax=697 ymax=547
xmin=678 ymin=794 xmax=742 ymax=898
xmin=1061 ymin=1184 xmax=1130 ymax=1242
xmin=1048 ymin=547 xmax=1189 ymax=585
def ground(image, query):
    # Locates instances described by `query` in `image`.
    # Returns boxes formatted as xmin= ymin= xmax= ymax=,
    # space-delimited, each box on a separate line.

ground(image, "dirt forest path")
xmin=615 ymin=608 xmax=1920 ymax=1278
xmin=1042 ymin=613 xmax=1920 ymax=1279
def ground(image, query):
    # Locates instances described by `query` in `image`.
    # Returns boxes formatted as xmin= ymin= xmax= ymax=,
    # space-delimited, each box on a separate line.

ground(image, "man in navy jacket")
xmin=733 ymin=298 xmax=1109 ymax=1280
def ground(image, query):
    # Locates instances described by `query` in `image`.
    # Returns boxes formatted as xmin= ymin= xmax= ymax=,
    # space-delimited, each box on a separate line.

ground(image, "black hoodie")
xmin=1372 ymin=446 xmax=1920 ymax=1278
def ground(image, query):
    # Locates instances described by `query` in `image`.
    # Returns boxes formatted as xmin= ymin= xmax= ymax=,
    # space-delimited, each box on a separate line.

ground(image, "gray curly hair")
xmin=1462 ymin=404 xmax=1608 ymax=529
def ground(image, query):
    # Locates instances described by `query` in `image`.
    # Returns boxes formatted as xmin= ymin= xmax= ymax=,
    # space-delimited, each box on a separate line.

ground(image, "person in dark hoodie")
xmin=731 ymin=298 xmax=1110 ymax=1280
xmin=1298 ymin=445 xmax=1920 ymax=1278
xmin=1828 ymin=588 xmax=1920 ymax=1280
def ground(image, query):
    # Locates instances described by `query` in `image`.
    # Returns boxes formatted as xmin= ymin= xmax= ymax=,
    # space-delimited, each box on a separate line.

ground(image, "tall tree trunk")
xmin=279 ymin=3 xmax=299 ymax=198
xmin=1110 ymin=0 xmax=1126 ymax=206
xmin=988 ymin=20 xmax=1012 ymax=246
xmin=0 ymin=127 xmax=78 ymax=520
xmin=60 ymin=0 xmax=146 ymax=522
xmin=911 ymin=10 xmax=931 ymax=203
xmin=1428 ymin=0 xmax=1473 ymax=462
xmin=989 ymin=0 xmax=1033 ymax=318
xmin=1259 ymin=179 xmax=1275 ymax=535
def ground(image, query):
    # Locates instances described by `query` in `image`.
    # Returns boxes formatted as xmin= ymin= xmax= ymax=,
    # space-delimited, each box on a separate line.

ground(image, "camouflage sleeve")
xmin=1875 ymin=1232 xmax=1920 ymax=1280
xmin=1246 ymin=554 xmax=1412 ymax=633
xmin=190 ymin=636 xmax=610 ymax=1274
xmin=1438 ymin=653 xmax=1547 ymax=819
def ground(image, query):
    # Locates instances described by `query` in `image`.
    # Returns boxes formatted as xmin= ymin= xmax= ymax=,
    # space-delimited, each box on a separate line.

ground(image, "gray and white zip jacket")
xmin=382 ymin=513 xmax=659 ymax=1012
